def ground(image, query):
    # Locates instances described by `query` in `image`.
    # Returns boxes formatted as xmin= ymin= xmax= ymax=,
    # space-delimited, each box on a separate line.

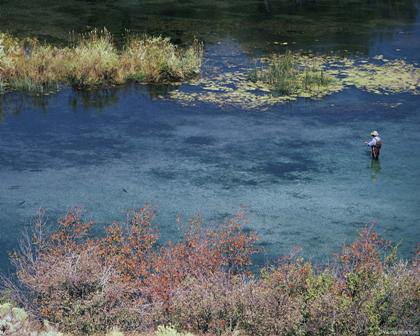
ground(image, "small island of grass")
xmin=250 ymin=51 xmax=338 ymax=97
xmin=0 ymin=30 xmax=203 ymax=94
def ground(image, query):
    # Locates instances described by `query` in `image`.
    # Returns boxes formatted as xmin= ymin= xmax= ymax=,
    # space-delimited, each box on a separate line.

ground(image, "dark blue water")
xmin=1 ymin=83 xmax=419 ymax=270
xmin=1 ymin=0 xmax=419 ymax=272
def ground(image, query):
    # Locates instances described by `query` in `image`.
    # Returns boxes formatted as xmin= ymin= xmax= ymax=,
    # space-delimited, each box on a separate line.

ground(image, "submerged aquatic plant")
xmin=0 ymin=30 xmax=203 ymax=94
xmin=341 ymin=59 xmax=420 ymax=94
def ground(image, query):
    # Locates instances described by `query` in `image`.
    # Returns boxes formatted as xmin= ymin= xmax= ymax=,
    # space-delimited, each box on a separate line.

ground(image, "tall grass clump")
xmin=255 ymin=50 xmax=296 ymax=94
xmin=68 ymin=29 xmax=121 ymax=87
xmin=0 ymin=30 xmax=203 ymax=94
xmin=252 ymin=50 xmax=335 ymax=96
xmin=122 ymin=36 xmax=203 ymax=82
xmin=2 ymin=208 xmax=419 ymax=336
xmin=0 ymin=33 xmax=69 ymax=93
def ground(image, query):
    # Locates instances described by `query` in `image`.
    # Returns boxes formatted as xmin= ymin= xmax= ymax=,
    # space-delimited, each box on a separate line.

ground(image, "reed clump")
xmin=122 ymin=36 xmax=203 ymax=83
xmin=68 ymin=30 xmax=121 ymax=88
xmin=0 ymin=30 xmax=203 ymax=94
xmin=252 ymin=51 xmax=335 ymax=95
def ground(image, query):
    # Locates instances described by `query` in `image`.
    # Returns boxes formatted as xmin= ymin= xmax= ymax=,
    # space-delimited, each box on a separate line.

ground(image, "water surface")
xmin=0 ymin=0 xmax=419 ymax=272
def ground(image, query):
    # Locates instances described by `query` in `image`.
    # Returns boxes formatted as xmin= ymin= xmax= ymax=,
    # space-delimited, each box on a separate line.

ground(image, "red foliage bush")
xmin=7 ymin=207 xmax=257 ymax=334
xmin=4 ymin=209 xmax=419 ymax=335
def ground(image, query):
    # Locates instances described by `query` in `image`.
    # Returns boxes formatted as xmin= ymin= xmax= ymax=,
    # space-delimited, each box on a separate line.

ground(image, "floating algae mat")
xmin=169 ymin=53 xmax=420 ymax=109
xmin=340 ymin=58 xmax=420 ymax=95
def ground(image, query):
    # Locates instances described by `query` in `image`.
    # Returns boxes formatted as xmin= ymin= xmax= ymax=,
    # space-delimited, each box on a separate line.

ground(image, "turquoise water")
xmin=1 ymin=84 xmax=419 ymax=270
xmin=0 ymin=0 xmax=419 ymax=272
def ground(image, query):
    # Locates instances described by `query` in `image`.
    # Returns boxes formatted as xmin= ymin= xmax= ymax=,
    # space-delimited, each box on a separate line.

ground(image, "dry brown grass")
xmin=0 ymin=29 xmax=203 ymax=94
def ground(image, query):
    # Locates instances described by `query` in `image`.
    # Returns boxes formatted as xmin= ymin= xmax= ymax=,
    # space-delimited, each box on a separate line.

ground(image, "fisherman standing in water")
xmin=365 ymin=130 xmax=382 ymax=160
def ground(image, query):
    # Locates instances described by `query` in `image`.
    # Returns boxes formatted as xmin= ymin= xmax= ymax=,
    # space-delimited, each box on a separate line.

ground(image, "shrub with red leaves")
xmin=3 ymin=210 xmax=419 ymax=336
xmin=7 ymin=207 xmax=257 ymax=334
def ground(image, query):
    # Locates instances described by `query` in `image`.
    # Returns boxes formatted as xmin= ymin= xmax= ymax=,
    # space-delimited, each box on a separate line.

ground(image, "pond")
xmin=0 ymin=0 xmax=419 ymax=272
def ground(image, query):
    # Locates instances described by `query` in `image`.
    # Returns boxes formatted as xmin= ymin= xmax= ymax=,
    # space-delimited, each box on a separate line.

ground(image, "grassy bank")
xmin=0 ymin=30 xmax=203 ymax=94
xmin=1 ymin=208 xmax=419 ymax=335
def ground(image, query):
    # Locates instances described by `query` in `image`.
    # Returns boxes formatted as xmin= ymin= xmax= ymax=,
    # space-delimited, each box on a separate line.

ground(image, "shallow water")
xmin=0 ymin=0 xmax=420 ymax=272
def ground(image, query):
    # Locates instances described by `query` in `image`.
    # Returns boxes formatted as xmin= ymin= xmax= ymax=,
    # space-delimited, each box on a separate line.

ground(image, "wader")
xmin=371 ymin=137 xmax=382 ymax=160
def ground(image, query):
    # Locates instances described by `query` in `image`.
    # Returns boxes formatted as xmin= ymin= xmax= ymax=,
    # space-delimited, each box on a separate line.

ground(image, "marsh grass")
xmin=252 ymin=51 xmax=335 ymax=96
xmin=68 ymin=30 xmax=121 ymax=88
xmin=302 ymin=66 xmax=332 ymax=90
xmin=0 ymin=29 xmax=203 ymax=94
xmin=122 ymin=35 xmax=203 ymax=83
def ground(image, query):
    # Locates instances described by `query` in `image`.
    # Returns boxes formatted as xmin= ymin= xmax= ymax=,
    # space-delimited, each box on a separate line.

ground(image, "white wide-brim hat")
xmin=371 ymin=130 xmax=379 ymax=136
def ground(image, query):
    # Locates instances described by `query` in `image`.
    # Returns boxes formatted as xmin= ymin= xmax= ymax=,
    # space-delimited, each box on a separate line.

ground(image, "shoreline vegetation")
xmin=1 ymin=208 xmax=418 ymax=335
xmin=2 ymin=30 xmax=419 ymax=110
xmin=0 ymin=29 xmax=203 ymax=94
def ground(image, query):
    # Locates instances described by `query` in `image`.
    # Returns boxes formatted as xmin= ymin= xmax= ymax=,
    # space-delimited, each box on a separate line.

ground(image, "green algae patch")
xmin=169 ymin=57 xmax=343 ymax=110
xmin=170 ymin=69 xmax=298 ymax=109
xmin=168 ymin=53 xmax=419 ymax=110
xmin=169 ymin=53 xmax=346 ymax=109
xmin=340 ymin=59 xmax=420 ymax=95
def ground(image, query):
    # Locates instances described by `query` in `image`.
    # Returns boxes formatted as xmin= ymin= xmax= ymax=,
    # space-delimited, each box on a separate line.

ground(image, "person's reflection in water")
xmin=371 ymin=159 xmax=381 ymax=183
